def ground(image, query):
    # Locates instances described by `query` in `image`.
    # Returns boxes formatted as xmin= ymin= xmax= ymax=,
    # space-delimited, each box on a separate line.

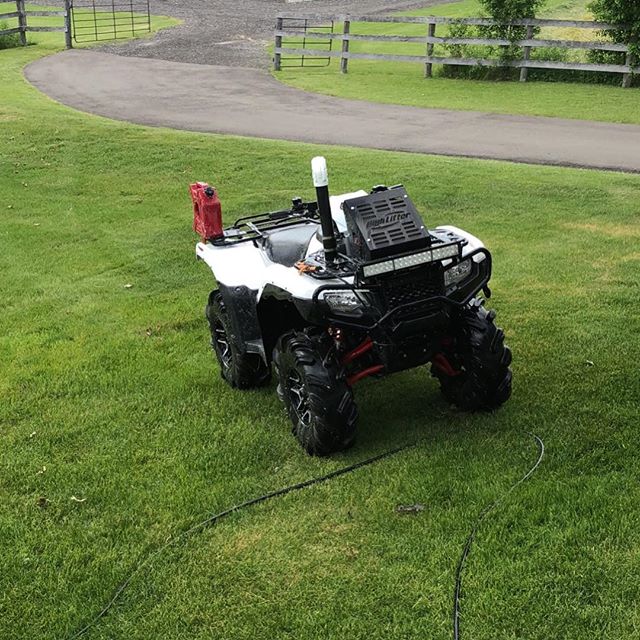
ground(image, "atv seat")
xmin=263 ymin=223 xmax=319 ymax=267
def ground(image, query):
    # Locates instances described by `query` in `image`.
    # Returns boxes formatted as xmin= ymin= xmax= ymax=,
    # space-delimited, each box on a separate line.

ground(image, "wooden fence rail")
xmin=0 ymin=0 xmax=72 ymax=48
xmin=274 ymin=13 xmax=638 ymax=88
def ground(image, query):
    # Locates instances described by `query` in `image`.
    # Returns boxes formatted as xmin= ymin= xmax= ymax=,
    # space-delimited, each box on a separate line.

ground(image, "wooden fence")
xmin=0 ymin=0 xmax=72 ymax=49
xmin=274 ymin=13 xmax=638 ymax=88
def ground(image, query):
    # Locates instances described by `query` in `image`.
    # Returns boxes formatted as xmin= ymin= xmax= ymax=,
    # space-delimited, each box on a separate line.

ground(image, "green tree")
xmin=480 ymin=0 xmax=547 ymax=23
xmin=478 ymin=0 xmax=547 ymax=67
xmin=589 ymin=0 xmax=640 ymax=57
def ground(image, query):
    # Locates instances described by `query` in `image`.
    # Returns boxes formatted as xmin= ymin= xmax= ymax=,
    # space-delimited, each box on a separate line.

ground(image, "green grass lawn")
xmin=2 ymin=19 xmax=640 ymax=640
xmin=275 ymin=0 xmax=640 ymax=124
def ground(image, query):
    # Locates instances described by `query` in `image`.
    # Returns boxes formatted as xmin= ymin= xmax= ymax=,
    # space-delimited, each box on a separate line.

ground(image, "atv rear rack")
xmin=211 ymin=202 xmax=321 ymax=245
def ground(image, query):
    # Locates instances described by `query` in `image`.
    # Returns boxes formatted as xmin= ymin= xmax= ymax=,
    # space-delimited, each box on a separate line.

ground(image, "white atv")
xmin=193 ymin=158 xmax=512 ymax=456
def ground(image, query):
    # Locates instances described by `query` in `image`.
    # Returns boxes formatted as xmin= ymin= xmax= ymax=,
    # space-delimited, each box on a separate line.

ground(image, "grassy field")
xmin=2 ymin=16 xmax=640 ymax=640
xmin=275 ymin=0 xmax=640 ymax=124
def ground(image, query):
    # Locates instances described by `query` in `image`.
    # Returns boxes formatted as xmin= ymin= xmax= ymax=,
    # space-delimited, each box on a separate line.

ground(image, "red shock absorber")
xmin=347 ymin=365 xmax=384 ymax=386
xmin=341 ymin=337 xmax=373 ymax=366
xmin=341 ymin=337 xmax=384 ymax=385
xmin=432 ymin=353 xmax=461 ymax=377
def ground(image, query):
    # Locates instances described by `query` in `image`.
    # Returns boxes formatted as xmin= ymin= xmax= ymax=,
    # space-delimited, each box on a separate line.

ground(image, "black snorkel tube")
xmin=312 ymin=156 xmax=338 ymax=265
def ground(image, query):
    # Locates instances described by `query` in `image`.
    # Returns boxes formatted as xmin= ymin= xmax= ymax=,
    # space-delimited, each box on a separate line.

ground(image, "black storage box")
xmin=342 ymin=187 xmax=431 ymax=262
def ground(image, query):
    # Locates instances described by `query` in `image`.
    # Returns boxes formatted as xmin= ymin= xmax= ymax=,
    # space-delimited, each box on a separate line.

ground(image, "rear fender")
xmin=217 ymin=283 xmax=266 ymax=362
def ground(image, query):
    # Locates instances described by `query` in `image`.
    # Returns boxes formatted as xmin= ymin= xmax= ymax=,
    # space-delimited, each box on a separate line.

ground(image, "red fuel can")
xmin=191 ymin=182 xmax=224 ymax=241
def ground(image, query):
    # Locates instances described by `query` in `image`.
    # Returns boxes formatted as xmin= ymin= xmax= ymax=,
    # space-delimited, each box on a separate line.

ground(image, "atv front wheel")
xmin=206 ymin=291 xmax=270 ymax=389
xmin=432 ymin=300 xmax=512 ymax=411
xmin=274 ymin=331 xmax=358 ymax=456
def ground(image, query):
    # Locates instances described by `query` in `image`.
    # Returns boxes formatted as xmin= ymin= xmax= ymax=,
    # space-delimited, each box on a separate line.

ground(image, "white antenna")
xmin=311 ymin=156 xmax=329 ymax=188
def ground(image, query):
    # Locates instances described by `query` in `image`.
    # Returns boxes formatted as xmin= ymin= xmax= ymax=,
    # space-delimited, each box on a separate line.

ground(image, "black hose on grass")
xmin=66 ymin=434 xmax=544 ymax=640
xmin=453 ymin=433 xmax=545 ymax=640
xmin=65 ymin=443 xmax=414 ymax=639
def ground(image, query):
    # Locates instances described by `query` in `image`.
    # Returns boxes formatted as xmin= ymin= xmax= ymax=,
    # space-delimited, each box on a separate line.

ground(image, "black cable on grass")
xmin=66 ymin=433 xmax=544 ymax=640
xmin=452 ymin=433 xmax=545 ymax=640
xmin=65 ymin=443 xmax=415 ymax=639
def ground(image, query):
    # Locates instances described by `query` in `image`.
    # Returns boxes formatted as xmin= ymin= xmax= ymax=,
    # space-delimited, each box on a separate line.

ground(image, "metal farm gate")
xmin=70 ymin=0 xmax=151 ymax=43
xmin=276 ymin=17 xmax=334 ymax=68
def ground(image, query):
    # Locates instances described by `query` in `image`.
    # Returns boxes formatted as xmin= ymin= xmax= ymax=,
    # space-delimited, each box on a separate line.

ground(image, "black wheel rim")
xmin=213 ymin=322 xmax=232 ymax=370
xmin=286 ymin=369 xmax=312 ymax=428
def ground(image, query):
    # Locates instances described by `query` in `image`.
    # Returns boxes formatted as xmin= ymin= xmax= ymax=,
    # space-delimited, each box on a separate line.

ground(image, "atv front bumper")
xmin=310 ymin=248 xmax=492 ymax=375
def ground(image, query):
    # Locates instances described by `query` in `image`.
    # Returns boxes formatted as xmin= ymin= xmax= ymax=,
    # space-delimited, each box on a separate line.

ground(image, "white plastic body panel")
xmin=196 ymin=240 xmax=351 ymax=302
xmin=196 ymin=190 xmax=366 ymax=301
xmin=196 ymin=201 xmax=486 ymax=302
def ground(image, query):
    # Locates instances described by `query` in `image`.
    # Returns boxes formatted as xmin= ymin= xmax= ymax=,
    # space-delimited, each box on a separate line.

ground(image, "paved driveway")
xmin=25 ymin=49 xmax=640 ymax=173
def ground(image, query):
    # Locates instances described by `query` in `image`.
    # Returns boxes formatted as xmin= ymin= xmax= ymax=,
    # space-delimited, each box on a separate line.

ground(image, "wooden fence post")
xmin=425 ymin=20 xmax=435 ymax=78
xmin=15 ymin=0 xmax=27 ymax=46
xmin=274 ymin=16 xmax=283 ymax=71
xmin=64 ymin=0 xmax=73 ymax=49
xmin=520 ymin=24 xmax=534 ymax=82
xmin=340 ymin=19 xmax=350 ymax=73
xmin=622 ymin=49 xmax=633 ymax=88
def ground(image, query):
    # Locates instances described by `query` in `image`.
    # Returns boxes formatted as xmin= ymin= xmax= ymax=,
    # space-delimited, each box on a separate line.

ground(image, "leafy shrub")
xmin=585 ymin=50 xmax=639 ymax=87
xmin=589 ymin=0 xmax=640 ymax=58
xmin=480 ymin=0 xmax=547 ymax=22
xmin=436 ymin=0 xmax=637 ymax=86
xmin=479 ymin=0 xmax=547 ymax=58
xmin=441 ymin=22 xmax=497 ymax=79
xmin=441 ymin=0 xmax=548 ymax=80
xmin=588 ymin=0 xmax=639 ymax=85
xmin=0 ymin=20 xmax=22 ymax=50
xmin=528 ymin=46 xmax=593 ymax=83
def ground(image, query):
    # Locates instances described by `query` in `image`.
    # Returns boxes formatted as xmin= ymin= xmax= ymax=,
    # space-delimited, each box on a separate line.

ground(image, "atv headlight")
xmin=322 ymin=290 xmax=364 ymax=315
xmin=444 ymin=258 xmax=473 ymax=287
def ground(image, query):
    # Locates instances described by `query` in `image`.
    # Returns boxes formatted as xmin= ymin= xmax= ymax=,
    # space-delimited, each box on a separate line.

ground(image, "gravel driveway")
xmin=85 ymin=0 xmax=454 ymax=67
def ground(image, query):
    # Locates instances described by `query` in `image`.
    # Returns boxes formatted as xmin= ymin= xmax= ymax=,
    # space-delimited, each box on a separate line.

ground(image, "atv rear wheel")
xmin=431 ymin=300 xmax=512 ymax=411
xmin=274 ymin=331 xmax=358 ymax=456
xmin=206 ymin=291 xmax=270 ymax=389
